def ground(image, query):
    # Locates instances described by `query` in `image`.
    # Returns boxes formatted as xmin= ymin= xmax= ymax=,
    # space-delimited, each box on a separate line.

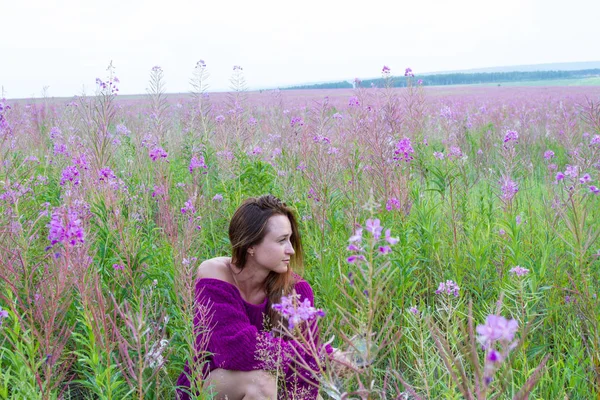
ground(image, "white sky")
xmin=1 ymin=0 xmax=599 ymax=99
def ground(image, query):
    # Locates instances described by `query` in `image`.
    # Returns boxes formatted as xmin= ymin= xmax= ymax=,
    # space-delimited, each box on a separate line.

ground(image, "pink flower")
xmin=149 ymin=146 xmax=168 ymax=161
xmin=348 ymin=227 xmax=363 ymax=243
xmin=385 ymin=229 xmax=399 ymax=245
xmin=365 ymin=219 xmax=383 ymax=239
xmin=509 ymin=266 xmax=529 ymax=276
xmin=476 ymin=315 xmax=519 ymax=348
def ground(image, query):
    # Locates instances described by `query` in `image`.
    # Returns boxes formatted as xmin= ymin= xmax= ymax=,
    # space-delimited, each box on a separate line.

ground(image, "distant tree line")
xmin=280 ymin=81 xmax=353 ymax=90
xmin=280 ymin=69 xmax=600 ymax=90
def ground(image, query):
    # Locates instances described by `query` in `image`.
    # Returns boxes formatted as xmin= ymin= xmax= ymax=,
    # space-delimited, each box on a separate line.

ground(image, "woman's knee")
xmin=243 ymin=370 xmax=277 ymax=400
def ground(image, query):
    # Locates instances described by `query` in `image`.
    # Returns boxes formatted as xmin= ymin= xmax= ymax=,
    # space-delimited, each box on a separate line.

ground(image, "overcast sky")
xmin=1 ymin=0 xmax=599 ymax=99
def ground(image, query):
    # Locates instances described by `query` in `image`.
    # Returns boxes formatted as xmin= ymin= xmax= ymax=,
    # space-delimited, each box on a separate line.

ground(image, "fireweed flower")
xmin=213 ymin=194 xmax=224 ymax=202
xmin=180 ymin=198 xmax=196 ymax=215
xmin=433 ymin=151 xmax=445 ymax=160
xmin=589 ymin=186 xmax=600 ymax=194
xmin=60 ymin=165 xmax=80 ymax=186
xmin=378 ymin=246 xmax=392 ymax=254
xmin=272 ymin=293 xmax=325 ymax=330
xmin=48 ymin=206 xmax=85 ymax=247
xmin=393 ymin=137 xmax=415 ymax=163
xmin=348 ymin=97 xmax=360 ymax=107
xmin=564 ymin=165 xmax=578 ymax=179
xmin=499 ymin=176 xmax=518 ymax=202
xmin=347 ymin=254 xmax=366 ymax=264
xmin=509 ymin=266 xmax=530 ymax=276
xmin=0 ymin=306 xmax=8 ymax=326
xmin=49 ymin=126 xmax=62 ymax=139
xmin=404 ymin=67 xmax=414 ymax=77
xmin=249 ymin=146 xmax=263 ymax=156
xmin=189 ymin=155 xmax=207 ymax=173
xmin=385 ymin=229 xmax=399 ymax=245
xmin=149 ymin=146 xmax=168 ymax=161
xmin=435 ymin=280 xmax=460 ymax=297
xmin=476 ymin=314 xmax=518 ymax=349
xmin=348 ymin=227 xmax=363 ymax=243
xmin=98 ymin=168 xmax=116 ymax=182
xmin=290 ymin=116 xmax=303 ymax=128
xmin=544 ymin=150 xmax=555 ymax=160
xmin=113 ymin=263 xmax=125 ymax=271
xmin=590 ymin=135 xmax=600 ymax=147
xmin=555 ymin=172 xmax=565 ymax=181
xmin=409 ymin=306 xmax=419 ymax=315
xmin=365 ymin=219 xmax=383 ymax=239
xmin=54 ymin=143 xmax=68 ymax=156
xmin=503 ymin=130 xmax=519 ymax=144
xmin=386 ymin=197 xmax=401 ymax=211
xmin=579 ymin=173 xmax=592 ymax=184
xmin=382 ymin=65 xmax=391 ymax=75
xmin=448 ymin=146 xmax=463 ymax=159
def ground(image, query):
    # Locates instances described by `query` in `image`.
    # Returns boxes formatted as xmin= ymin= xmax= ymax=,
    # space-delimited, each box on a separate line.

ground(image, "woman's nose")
xmin=286 ymin=243 xmax=295 ymax=254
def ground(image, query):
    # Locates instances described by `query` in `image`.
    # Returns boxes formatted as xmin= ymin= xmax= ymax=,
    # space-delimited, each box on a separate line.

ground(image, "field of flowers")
xmin=0 ymin=63 xmax=599 ymax=399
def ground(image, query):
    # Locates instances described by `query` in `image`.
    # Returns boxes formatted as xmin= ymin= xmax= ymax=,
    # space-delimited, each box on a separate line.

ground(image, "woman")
xmin=176 ymin=195 xmax=329 ymax=400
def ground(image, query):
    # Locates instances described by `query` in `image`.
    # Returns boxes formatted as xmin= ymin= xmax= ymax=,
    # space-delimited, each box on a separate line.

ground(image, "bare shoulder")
xmin=196 ymin=257 xmax=233 ymax=282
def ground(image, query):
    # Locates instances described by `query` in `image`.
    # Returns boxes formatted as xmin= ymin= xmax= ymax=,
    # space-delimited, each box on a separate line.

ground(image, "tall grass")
xmin=0 ymin=64 xmax=599 ymax=398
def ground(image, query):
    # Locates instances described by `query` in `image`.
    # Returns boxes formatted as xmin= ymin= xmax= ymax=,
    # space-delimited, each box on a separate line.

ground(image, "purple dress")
xmin=176 ymin=276 xmax=325 ymax=399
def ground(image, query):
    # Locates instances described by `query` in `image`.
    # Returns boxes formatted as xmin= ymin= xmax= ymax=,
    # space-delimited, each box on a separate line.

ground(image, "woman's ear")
xmin=247 ymin=247 xmax=255 ymax=257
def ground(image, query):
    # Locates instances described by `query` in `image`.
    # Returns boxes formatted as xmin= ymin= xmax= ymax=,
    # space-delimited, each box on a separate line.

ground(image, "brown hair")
xmin=228 ymin=194 xmax=304 ymax=329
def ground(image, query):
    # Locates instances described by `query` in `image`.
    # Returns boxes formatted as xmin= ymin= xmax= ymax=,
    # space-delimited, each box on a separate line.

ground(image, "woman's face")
xmin=249 ymin=214 xmax=295 ymax=274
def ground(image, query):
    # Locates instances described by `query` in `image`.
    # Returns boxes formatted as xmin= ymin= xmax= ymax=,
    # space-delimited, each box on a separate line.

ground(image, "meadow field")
xmin=0 ymin=64 xmax=600 ymax=399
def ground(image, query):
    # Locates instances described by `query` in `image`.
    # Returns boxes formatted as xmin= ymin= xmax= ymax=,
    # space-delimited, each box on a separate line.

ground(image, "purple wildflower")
xmin=556 ymin=172 xmax=565 ymax=181
xmin=544 ymin=150 xmax=555 ymax=160
xmin=404 ymin=67 xmax=414 ymax=77
xmin=213 ymin=194 xmax=223 ymax=202
xmin=180 ymin=198 xmax=196 ymax=215
xmin=448 ymin=146 xmax=463 ymax=159
xmin=348 ymin=97 xmax=360 ymax=107
xmin=349 ymin=227 xmax=363 ymax=243
xmin=98 ymin=168 xmax=116 ymax=182
xmin=435 ymin=280 xmax=460 ymax=297
xmin=48 ymin=206 xmax=85 ymax=247
xmin=433 ymin=151 xmax=445 ymax=160
xmin=476 ymin=314 xmax=518 ymax=348
xmin=590 ymin=135 xmax=600 ymax=147
xmin=378 ymin=246 xmax=392 ymax=254
xmin=504 ymin=130 xmax=519 ymax=144
xmin=149 ymin=146 xmax=168 ymax=161
xmin=54 ymin=143 xmax=68 ymax=156
xmin=393 ymin=137 xmax=415 ymax=163
xmin=113 ymin=263 xmax=125 ymax=271
xmin=589 ymin=186 xmax=600 ymax=194
xmin=385 ymin=229 xmax=399 ymax=245
xmin=290 ymin=116 xmax=304 ymax=128
xmin=60 ymin=165 xmax=80 ymax=186
xmin=189 ymin=155 xmax=207 ymax=173
xmin=409 ymin=307 xmax=419 ymax=315
xmin=509 ymin=266 xmax=530 ymax=276
xmin=49 ymin=127 xmax=62 ymax=139
xmin=382 ymin=65 xmax=391 ymax=74
xmin=386 ymin=197 xmax=401 ymax=211
xmin=365 ymin=219 xmax=383 ymax=239
xmin=272 ymin=293 xmax=325 ymax=330
xmin=564 ymin=165 xmax=578 ymax=179
xmin=499 ymin=176 xmax=518 ymax=202
xmin=579 ymin=173 xmax=592 ymax=184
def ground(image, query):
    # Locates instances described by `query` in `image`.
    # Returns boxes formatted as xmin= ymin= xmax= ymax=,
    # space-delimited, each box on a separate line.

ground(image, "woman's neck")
xmin=229 ymin=261 xmax=269 ymax=303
